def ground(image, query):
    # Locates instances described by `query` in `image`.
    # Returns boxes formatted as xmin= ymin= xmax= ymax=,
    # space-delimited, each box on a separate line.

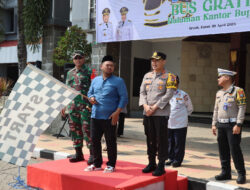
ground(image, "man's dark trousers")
xmin=168 ymin=127 xmax=187 ymax=164
xmin=217 ymin=123 xmax=245 ymax=176
xmin=91 ymin=118 xmax=117 ymax=167
xmin=143 ymin=116 xmax=168 ymax=164
xmin=117 ymin=113 xmax=125 ymax=136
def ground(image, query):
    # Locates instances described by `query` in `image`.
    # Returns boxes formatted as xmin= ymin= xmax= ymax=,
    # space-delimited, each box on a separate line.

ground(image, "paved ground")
xmin=0 ymin=158 xmax=47 ymax=190
xmin=34 ymin=118 xmax=250 ymax=189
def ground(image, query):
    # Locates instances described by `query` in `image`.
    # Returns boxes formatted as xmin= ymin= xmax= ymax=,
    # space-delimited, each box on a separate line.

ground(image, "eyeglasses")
xmin=74 ymin=56 xmax=83 ymax=60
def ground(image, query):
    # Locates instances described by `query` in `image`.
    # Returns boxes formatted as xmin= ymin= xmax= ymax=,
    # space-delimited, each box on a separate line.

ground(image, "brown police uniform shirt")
xmin=212 ymin=85 xmax=247 ymax=126
xmin=139 ymin=70 xmax=177 ymax=116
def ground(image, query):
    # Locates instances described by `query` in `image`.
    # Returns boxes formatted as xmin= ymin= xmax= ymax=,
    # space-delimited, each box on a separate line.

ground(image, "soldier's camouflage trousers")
xmin=68 ymin=108 xmax=91 ymax=149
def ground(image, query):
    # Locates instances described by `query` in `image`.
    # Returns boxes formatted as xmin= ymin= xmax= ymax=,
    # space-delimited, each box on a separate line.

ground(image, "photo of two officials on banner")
xmin=98 ymin=7 xmax=133 ymax=42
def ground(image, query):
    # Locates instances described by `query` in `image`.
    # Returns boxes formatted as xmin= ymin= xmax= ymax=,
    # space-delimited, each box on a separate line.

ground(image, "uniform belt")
xmin=218 ymin=118 xmax=237 ymax=123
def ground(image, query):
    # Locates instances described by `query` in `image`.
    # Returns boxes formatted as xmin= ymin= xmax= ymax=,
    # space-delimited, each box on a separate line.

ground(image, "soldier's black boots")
xmin=69 ymin=147 xmax=84 ymax=163
xmin=215 ymin=172 xmax=232 ymax=180
xmin=142 ymin=163 xmax=157 ymax=173
xmin=87 ymin=148 xmax=94 ymax=165
xmin=152 ymin=162 xmax=166 ymax=176
xmin=237 ymin=175 xmax=246 ymax=184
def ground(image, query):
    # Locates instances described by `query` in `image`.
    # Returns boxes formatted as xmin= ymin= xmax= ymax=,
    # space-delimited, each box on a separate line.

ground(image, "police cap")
xmin=151 ymin=51 xmax=167 ymax=60
xmin=218 ymin=68 xmax=237 ymax=77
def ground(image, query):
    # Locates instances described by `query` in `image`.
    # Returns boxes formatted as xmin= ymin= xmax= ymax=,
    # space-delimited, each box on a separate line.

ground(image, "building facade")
xmin=71 ymin=0 xmax=250 ymax=114
xmin=1 ymin=0 xmax=249 ymax=114
xmin=0 ymin=0 xmax=42 ymax=83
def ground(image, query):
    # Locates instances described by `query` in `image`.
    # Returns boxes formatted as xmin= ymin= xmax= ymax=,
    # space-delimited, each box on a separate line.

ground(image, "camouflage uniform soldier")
xmin=62 ymin=50 xmax=93 ymax=164
xmin=212 ymin=68 xmax=246 ymax=184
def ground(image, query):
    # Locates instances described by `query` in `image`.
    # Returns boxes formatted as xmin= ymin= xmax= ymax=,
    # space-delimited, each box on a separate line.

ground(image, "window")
xmin=89 ymin=0 xmax=96 ymax=29
xmin=133 ymin=58 xmax=151 ymax=97
xmin=3 ymin=8 xmax=15 ymax=33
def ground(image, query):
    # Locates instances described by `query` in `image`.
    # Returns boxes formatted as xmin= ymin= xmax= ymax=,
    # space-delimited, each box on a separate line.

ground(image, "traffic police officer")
xmin=212 ymin=68 xmax=246 ymax=184
xmin=116 ymin=7 xmax=133 ymax=41
xmin=61 ymin=50 xmax=93 ymax=165
xmin=98 ymin=8 xmax=113 ymax=42
xmin=139 ymin=51 xmax=177 ymax=176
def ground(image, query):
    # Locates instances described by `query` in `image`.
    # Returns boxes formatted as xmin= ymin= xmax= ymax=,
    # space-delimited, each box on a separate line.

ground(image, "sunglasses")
xmin=74 ymin=56 xmax=83 ymax=60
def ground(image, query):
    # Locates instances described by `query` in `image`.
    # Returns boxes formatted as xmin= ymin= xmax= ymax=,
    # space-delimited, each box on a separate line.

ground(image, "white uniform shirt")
xmin=98 ymin=22 xmax=113 ymax=42
xmin=168 ymin=89 xmax=193 ymax=129
xmin=116 ymin=20 xmax=133 ymax=41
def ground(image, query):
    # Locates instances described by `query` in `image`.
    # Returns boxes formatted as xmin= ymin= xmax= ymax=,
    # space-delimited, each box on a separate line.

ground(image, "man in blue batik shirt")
xmin=84 ymin=55 xmax=128 ymax=173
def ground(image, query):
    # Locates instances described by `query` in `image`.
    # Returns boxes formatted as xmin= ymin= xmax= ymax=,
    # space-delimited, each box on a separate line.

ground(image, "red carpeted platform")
xmin=27 ymin=158 xmax=187 ymax=190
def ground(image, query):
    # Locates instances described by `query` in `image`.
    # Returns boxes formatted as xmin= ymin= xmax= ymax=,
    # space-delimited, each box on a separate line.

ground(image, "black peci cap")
xmin=102 ymin=55 xmax=114 ymax=63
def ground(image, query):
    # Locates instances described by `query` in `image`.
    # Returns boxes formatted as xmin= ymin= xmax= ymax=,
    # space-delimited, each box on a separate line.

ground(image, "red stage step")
xmin=27 ymin=158 xmax=187 ymax=190
xmin=177 ymin=176 xmax=188 ymax=190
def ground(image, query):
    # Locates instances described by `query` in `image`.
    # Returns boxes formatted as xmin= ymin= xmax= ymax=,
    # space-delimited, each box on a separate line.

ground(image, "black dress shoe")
xmin=165 ymin=160 xmax=173 ymax=166
xmin=237 ymin=175 xmax=246 ymax=184
xmin=215 ymin=173 xmax=231 ymax=180
xmin=172 ymin=162 xmax=181 ymax=168
xmin=142 ymin=164 xmax=156 ymax=173
xmin=152 ymin=163 xmax=166 ymax=176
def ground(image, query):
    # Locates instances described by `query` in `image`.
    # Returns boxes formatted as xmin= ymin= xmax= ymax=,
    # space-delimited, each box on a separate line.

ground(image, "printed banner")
xmin=0 ymin=65 xmax=79 ymax=166
xmin=96 ymin=0 xmax=250 ymax=43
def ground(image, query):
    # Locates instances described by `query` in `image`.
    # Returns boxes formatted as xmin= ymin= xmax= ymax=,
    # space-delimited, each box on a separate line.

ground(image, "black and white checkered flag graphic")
xmin=0 ymin=65 xmax=79 ymax=166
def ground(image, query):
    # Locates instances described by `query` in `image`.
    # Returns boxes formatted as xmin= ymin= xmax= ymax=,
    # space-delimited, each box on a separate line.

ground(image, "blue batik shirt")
xmin=88 ymin=75 xmax=128 ymax=119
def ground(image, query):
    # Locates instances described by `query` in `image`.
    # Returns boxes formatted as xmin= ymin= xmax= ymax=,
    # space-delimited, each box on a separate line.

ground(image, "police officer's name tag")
xmin=223 ymin=102 xmax=228 ymax=111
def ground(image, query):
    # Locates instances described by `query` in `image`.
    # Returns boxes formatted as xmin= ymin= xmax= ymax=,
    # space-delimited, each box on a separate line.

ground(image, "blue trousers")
xmin=168 ymin=127 xmax=187 ymax=164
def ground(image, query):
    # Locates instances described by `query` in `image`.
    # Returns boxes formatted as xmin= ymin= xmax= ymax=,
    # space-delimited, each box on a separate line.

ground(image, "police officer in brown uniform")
xmin=212 ymin=68 xmax=246 ymax=184
xmin=139 ymin=51 xmax=177 ymax=176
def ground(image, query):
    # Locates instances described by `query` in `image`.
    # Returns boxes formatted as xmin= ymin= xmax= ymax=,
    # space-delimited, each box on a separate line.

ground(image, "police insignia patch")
xmin=236 ymin=89 xmax=246 ymax=105
xmin=166 ymin=73 xmax=177 ymax=89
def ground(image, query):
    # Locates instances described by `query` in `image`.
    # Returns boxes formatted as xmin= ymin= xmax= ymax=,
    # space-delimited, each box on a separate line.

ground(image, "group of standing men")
xmin=62 ymin=49 xmax=247 ymax=183
xmin=62 ymin=51 xmax=128 ymax=173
